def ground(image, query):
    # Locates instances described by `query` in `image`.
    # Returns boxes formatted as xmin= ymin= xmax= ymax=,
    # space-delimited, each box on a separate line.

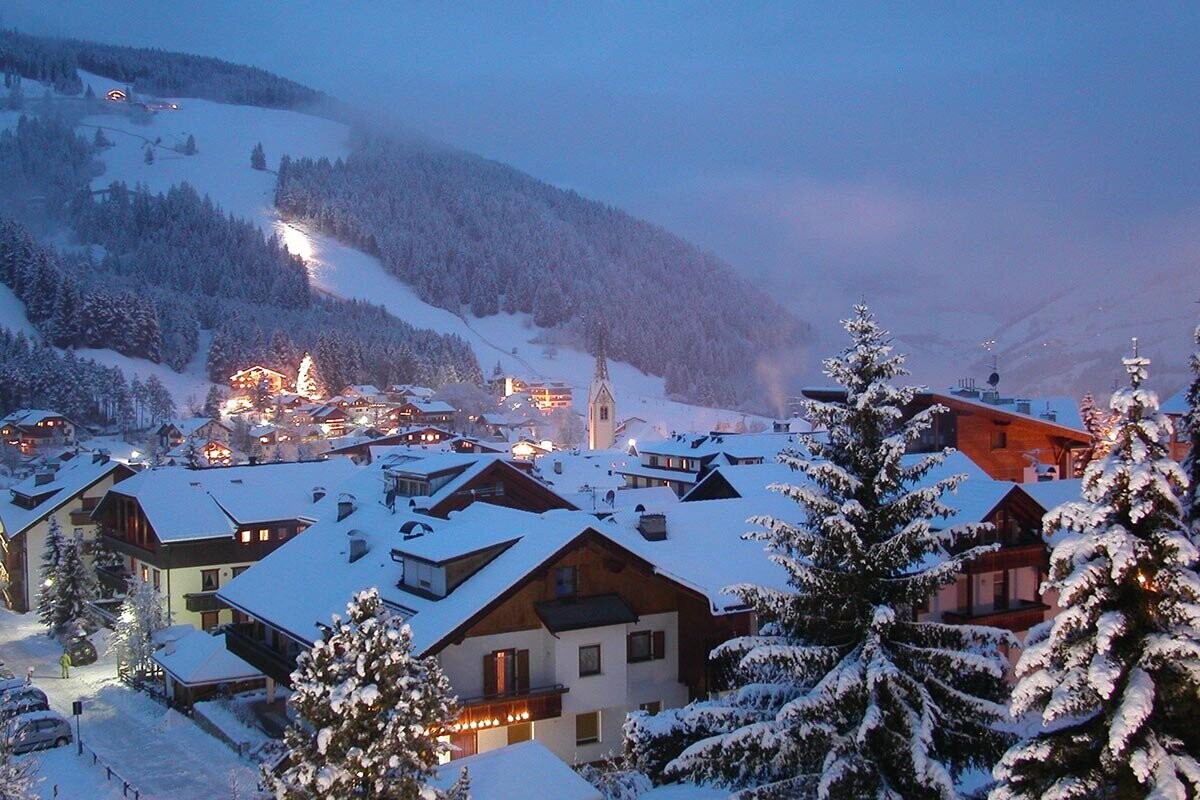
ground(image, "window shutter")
xmin=483 ymin=653 xmax=497 ymax=696
xmin=516 ymin=649 xmax=530 ymax=693
xmin=652 ymin=630 xmax=666 ymax=660
xmin=626 ymin=633 xmax=635 ymax=663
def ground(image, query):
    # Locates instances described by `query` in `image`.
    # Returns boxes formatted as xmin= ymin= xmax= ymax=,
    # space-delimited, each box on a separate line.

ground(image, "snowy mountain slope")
xmin=73 ymin=79 xmax=770 ymax=431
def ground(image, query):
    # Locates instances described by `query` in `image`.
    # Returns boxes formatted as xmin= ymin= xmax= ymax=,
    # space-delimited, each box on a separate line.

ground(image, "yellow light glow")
xmin=276 ymin=222 xmax=316 ymax=263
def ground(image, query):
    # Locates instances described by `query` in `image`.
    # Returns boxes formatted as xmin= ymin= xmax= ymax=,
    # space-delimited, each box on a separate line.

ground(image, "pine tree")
xmin=203 ymin=385 xmax=225 ymax=418
xmin=627 ymin=304 xmax=1013 ymax=797
xmin=251 ymin=141 xmax=266 ymax=170
xmin=0 ymin=738 xmax=38 ymax=800
xmin=1183 ymin=324 xmax=1200 ymax=527
xmin=113 ymin=575 xmax=169 ymax=680
xmin=36 ymin=517 xmax=68 ymax=634
xmin=56 ymin=532 xmax=98 ymax=637
xmin=992 ymin=350 xmax=1200 ymax=800
xmin=144 ymin=144 xmax=154 ymax=165
xmin=266 ymin=588 xmax=469 ymax=800
xmin=296 ymin=352 xmax=323 ymax=399
xmin=184 ymin=133 xmax=196 ymax=155
xmin=1079 ymin=391 xmax=1116 ymax=467
xmin=92 ymin=126 xmax=110 ymax=149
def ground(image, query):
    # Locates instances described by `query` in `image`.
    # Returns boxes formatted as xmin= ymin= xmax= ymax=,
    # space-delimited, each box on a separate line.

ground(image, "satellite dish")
xmin=987 ymin=372 xmax=1000 ymax=387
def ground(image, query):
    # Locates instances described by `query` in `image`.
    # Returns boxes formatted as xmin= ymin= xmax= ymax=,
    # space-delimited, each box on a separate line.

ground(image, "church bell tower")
xmin=588 ymin=331 xmax=616 ymax=450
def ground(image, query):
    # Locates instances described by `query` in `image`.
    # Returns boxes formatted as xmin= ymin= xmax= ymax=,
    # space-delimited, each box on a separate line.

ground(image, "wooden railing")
xmin=451 ymin=684 xmax=568 ymax=732
xmin=224 ymin=624 xmax=297 ymax=685
xmin=942 ymin=602 xmax=1049 ymax=632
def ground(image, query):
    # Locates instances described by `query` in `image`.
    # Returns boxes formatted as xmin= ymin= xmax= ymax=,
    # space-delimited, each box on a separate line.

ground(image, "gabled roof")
xmin=635 ymin=431 xmax=799 ymax=461
xmin=396 ymin=400 xmax=455 ymax=414
xmin=162 ymin=417 xmax=230 ymax=437
xmin=0 ymin=409 xmax=73 ymax=430
xmin=152 ymin=629 xmax=263 ymax=687
xmin=98 ymin=460 xmax=361 ymax=542
xmin=1161 ymin=386 xmax=1189 ymax=416
xmin=1 ymin=454 xmax=131 ymax=541
xmin=230 ymin=365 xmax=287 ymax=379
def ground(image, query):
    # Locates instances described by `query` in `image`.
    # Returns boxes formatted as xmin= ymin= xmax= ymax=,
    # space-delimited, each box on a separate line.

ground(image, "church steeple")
xmin=588 ymin=327 xmax=616 ymax=450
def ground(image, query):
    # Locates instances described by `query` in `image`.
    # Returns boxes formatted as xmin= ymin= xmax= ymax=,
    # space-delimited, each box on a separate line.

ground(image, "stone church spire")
xmin=588 ymin=328 xmax=616 ymax=450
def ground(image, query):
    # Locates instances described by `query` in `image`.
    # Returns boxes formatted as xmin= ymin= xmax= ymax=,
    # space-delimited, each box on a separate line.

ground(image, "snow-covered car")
xmin=66 ymin=637 xmax=98 ymax=666
xmin=0 ymin=663 xmax=14 ymax=680
xmin=0 ymin=678 xmax=30 ymax=697
xmin=0 ymin=688 xmax=49 ymax=721
xmin=3 ymin=710 xmax=72 ymax=754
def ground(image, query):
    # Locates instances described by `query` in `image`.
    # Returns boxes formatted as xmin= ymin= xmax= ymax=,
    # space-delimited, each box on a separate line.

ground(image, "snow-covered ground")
xmin=0 ymin=284 xmax=38 ymax=338
xmin=0 ymin=609 xmax=261 ymax=800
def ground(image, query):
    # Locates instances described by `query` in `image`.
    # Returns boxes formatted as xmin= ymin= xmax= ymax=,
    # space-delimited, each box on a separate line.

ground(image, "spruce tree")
xmin=628 ymin=304 xmax=1013 ymax=797
xmin=184 ymin=134 xmax=196 ymax=155
xmin=36 ymin=517 xmax=67 ymax=634
xmin=266 ymin=588 xmax=468 ymax=800
xmin=144 ymin=144 xmax=154 ymax=164
xmin=992 ymin=350 xmax=1200 ymax=800
xmin=113 ymin=575 xmax=169 ymax=680
xmin=251 ymin=141 xmax=266 ymax=170
xmin=57 ymin=532 xmax=98 ymax=637
xmin=1183 ymin=324 xmax=1200 ymax=527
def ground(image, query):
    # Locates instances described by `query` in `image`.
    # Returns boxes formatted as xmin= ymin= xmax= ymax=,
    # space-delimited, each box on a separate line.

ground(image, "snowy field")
xmin=0 ymin=610 xmax=261 ymax=800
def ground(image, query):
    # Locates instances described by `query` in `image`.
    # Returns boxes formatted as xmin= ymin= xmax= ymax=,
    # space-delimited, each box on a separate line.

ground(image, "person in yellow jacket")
xmin=59 ymin=652 xmax=71 ymax=679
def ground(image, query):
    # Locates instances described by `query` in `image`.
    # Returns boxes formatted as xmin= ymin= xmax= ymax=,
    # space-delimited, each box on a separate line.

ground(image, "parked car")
xmin=0 ymin=678 xmax=30 ymax=697
xmin=66 ymin=637 xmax=98 ymax=666
xmin=4 ymin=711 xmax=71 ymax=754
xmin=0 ymin=665 xmax=14 ymax=680
xmin=0 ymin=688 xmax=48 ymax=721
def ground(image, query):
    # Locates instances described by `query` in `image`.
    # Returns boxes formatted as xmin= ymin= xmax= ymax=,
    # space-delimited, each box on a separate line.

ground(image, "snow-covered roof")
xmin=0 ymin=409 xmax=71 ymax=427
xmin=0 ymin=454 xmax=127 ymax=540
xmin=401 ymin=399 xmax=455 ymax=414
xmin=1161 ymin=386 xmax=1189 ymax=416
xmin=389 ymin=384 xmax=435 ymax=398
xmin=635 ymin=431 xmax=798 ymax=460
xmin=430 ymin=741 xmax=601 ymax=800
xmin=102 ymin=460 xmax=361 ymax=542
xmin=1020 ymin=478 xmax=1084 ymax=514
xmin=152 ymin=629 xmax=264 ymax=687
xmin=532 ymin=450 xmax=627 ymax=495
xmin=561 ymin=485 xmax=679 ymax=514
xmin=341 ymin=384 xmax=383 ymax=397
xmin=164 ymin=417 xmax=229 ymax=437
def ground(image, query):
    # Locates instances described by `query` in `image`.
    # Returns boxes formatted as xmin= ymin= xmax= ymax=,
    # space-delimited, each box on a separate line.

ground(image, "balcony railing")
xmin=224 ymin=624 xmax=298 ymax=685
xmin=961 ymin=542 xmax=1047 ymax=574
xmin=452 ymin=684 xmax=568 ymax=731
xmin=96 ymin=565 xmax=130 ymax=594
xmin=942 ymin=601 xmax=1049 ymax=632
xmin=184 ymin=591 xmax=228 ymax=613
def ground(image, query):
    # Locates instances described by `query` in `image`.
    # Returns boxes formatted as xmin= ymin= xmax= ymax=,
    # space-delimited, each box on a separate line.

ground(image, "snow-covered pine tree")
xmin=0 ymin=737 xmax=38 ymax=800
xmin=628 ymin=304 xmax=1013 ymax=798
xmin=266 ymin=588 xmax=469 ymax=800
xmin=991 ymin=349 xmax=1200 ymax=800
xmin=113 ymin=575 xmax=169 ymax=679
xmin=1183 ymin=324 xmax=1200 ymax=527
xmin=296 ymin=352 xmax=323 ymax=399
xmin=251 ymin=141 xmax=266 ymax=170
xmin=56 ymin=531 xmax=98 ymax=637
xmin=1079 ymin=391 xmax=1116 ymax=467
xmin=36 ymin=517 xmax=67 ymax=634
xmin=203 ymin=385 xmax=224 ymax=419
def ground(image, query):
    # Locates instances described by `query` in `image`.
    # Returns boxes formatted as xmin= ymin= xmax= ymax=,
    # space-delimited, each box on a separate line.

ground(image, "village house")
xmin=163 ymin=438 xmax=238 ymax=468
xmin=229 ymin=365 xmax=288 ymax=396
xmin=91 ymin=459 xmax=362 ymax=629
xmin=155 ymin=418 xmax=231 ymax=451
xmin=151 ymin=627 xmax=266 ymax=709
xmin=0 ymin=410 xmax=77 ymax=456
xmin=1160 ymin=386 xmax=1192 ymax=463
xmin=802 ymin=382 xmax=1090 ymax=482
xmin=388 ymin=400 xmax=456 ymax=429
xmin=309 ymin=403 xmax=349 ymax=437
xmin=326 ymin=427 xmax=457 ymax=464
xmin=527 ymin=382 xmax=574 ymax=411
xmin=387 ymin=384 xmax=436 ymax=403
xmin=0 ymin=451 xmax=134 ymax=613
xmin=216 ymin=483 xmax=788 ymax=765
xmin=614 ymin=431 xmax=800 ymax=497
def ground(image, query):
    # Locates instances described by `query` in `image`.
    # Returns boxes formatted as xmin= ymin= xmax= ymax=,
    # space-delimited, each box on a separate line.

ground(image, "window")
xmin=484 ymin=648 xmax=528 ymax=696
xmin=600 ymin=406 xmax=609 ymax=421
xmin=200 ymin=611 xmax=219 ymax=630
xmin=575 ymin=711 xmax=600 ymax=745
xmin=276 ymin=527 xmax=288 ymax=541
xmin=993 ymin=570 xmax=1009 ymax=610
xmin=239 ymin=530 xmax=252 ymax=544
xmin=152 ymin=569 xmax=161 ymax=590
xmin=140 ymin=565 xmax=149 ymax=582
xmin=232 ymin=566 xmax=249 ymax=578
xmin=579 ymin=644 xmax=601 ymax=677
xmin=638 ymin=701 xmax=661 ymax=715
xmin=232 ymin=610 xmax=249 ymax=625
xmin=990 ymin=430 xmax=1007 ymax=450
xmin=507 ymin=722 xmax=532 ymax=745
xmin=201 ymin=569 xmax=219 ymax=592
xmin=627 ymin=631 xmax=665 ymax=662
xmin=258 ymin=529 xmax=270 ymax=542
xmin=555 ymin=566 xmax=578 ymax=597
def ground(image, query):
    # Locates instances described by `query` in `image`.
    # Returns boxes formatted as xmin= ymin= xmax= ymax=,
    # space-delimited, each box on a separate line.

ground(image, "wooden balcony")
xmin=184 ymin=591 xmax=228 ymax=613
xmin=961 ymin=542 xmax=1047 ymax=574
xmin=451 ymin=685 xmax=568 ymax=733
xmin=225 ymin=623 xmax=297 ymax=685
xmin=96 ymin=565 xmax=130 ymax=594
xmin=942 ymin=601 xmax=1049 ymax=632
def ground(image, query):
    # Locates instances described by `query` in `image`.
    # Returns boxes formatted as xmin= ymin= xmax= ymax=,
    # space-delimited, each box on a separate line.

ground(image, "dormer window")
xmin=556 ymin=566 xmax=578 ymax=597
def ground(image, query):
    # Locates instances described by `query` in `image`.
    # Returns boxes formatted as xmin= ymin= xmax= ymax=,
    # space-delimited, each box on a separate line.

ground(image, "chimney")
xmin=1015 ymin=399 xmax=1031 ymax=415
xmin=248 ymin=456 xmax=258 ymax=466
xmin=772 ymin=420 xmax=788 ymax=433
xmin=636 ymin=513 xmax=667 ymax=542
xmin=35 ymin=471 xmax=55 ymax=486
xmin=312 ymin=486 xmax=326 ymax=504
xmin=348 ymin=537 xmax=368 ymax=563
xmin=553 ymin=460 xmax=563 ymax=475
xmin=337 ymin=493 xmax=356 ymax=522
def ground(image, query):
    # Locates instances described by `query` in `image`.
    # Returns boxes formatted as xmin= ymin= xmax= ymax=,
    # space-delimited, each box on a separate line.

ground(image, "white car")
xmin=4 ymin=710 xmax=72 ymax=754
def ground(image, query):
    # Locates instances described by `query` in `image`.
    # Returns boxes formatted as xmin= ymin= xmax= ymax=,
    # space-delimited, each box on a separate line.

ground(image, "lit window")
xmin=140 ymin=565 xmax=149 ymax=582
xmin=579 ymin=644 xmax=601 ymax=677
xmin=575 ymin=711 xmax=600 ymax=745
xmin=258 ymin=529 xmax=269 ymax=542
xmin=240 ymin=531 xmax=252 ymax=544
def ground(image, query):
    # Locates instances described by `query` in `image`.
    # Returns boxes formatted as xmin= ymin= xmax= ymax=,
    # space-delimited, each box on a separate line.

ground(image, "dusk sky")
xmin=7 ymin=2 xmax=1200 ymax=381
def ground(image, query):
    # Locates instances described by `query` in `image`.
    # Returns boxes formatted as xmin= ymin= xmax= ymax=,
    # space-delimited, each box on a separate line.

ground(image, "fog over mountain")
xmin=7 ymin=2 xmax=1200 ymax=395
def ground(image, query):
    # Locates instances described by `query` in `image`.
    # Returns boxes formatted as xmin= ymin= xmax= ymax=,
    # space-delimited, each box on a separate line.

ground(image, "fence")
xmin=75 ymin=740 xmax=144 ymax=800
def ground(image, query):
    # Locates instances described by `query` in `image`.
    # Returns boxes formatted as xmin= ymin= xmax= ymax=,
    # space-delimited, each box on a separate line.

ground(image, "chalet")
xmin=164 ymin=439 xmax=237 ymax=468
xmin=1161 ymin=386 xmax=1191 ymax=463
xmin=105 ymin=89 xmax=127 ymax=102
xmin=374 ymin=451 xmax=576 ymax=518
xmin=91 ymin=459 xmax=361 ymax=629
xmin=802 ymin=383 xmax=1090 ymax=482
xmin=502 ymin=377 xmax=530 ymax=397
xmin=685 ymin=453 xmax=1059 ymax=641
xmin=229 ymin=365 xmax=288 ymax=396
xmin=614 ymin=431 xmax=799 ymax=497
xmin=389 ymin=400 xmax=456 ymax=428
xmin=447 ymin=436 xmax=507 ymax=455
xmin=0 ymin=452 xmax=134 ymax=612
xmin=217 ymin=489 xmax=785 ymax=765
xmin=387 ymin=384 xmax=436 ymax=403
xmin=527 ymin=382 xmax=574 ymax=411
xmin=340 ymin=385 xmax=385 ymax=403
xmin=310 ymin=403 xmax=349 ymax=437
xmin=156 ymin=418 xmax=231 ymax=451
xmin=478 ymin=412 xmax=542 ymax=441
xmin=272 ymin=393 xmax=311 ymax=414
xmin=511 ymin=439 xmax=553 ymax=461
xmin=0 ymin=410 xmax=76 ymax=456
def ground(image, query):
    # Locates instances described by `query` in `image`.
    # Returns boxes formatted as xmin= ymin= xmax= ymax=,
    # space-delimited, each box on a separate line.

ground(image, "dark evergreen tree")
xmin=1183 ymin=324 xmax=1200 ymax=527
xmin=184 ymin=134 xmax=196 ymax=155
xmin=143 ymin=144 xmax=154 ymax=164
xmin=628 ymin=305 xmax=1013 ymax=797
xmin=203 ymin=385 xmax=224 ymax=418
xmin=36 ymin=517 xmax=68 ymax=634
xmin=993 ymin=351 xmax=1200 ymax=800
xmin=56 ymin=532 xmax=98 ymax=637
xmin=251 ymin=141 xmax=266 ymax=170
